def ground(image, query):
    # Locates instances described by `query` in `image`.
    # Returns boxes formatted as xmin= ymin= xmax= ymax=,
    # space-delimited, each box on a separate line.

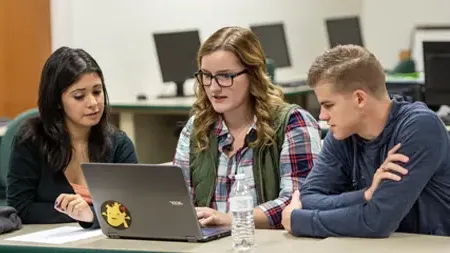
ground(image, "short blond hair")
xmin=307 ymin=45 xmax=386 ymax=96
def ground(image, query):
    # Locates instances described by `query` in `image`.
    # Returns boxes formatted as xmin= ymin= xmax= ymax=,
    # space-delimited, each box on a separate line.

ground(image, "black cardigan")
xmin=6 ymin=130 xmax=138 ymax=228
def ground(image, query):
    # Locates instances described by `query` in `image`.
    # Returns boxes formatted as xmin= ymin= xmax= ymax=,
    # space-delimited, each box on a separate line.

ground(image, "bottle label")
xmin=229 ymin=196 xmax=253 ymax=212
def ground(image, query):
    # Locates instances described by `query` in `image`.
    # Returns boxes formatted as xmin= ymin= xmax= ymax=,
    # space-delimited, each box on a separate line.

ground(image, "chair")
xmin=391 ymin=49 xmax=416 ymax=74
xmin=0 ymin=108 xmax=39 ymax=205
xmin=392 ymin=59 xmax=416 ymax=74
xmin=0 ymin=117 xmax=10 ymax=124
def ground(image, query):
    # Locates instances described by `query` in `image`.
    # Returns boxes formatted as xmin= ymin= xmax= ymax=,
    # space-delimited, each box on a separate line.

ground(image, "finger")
xmin=383 ymin=162 xmax=408 ymax=175
xmin=54 ymin=204 xmax=65 ymax=213
xmin=55 ymin=194 xmax=68 ymax=208
xmin=388 ymin=143 xmax=402 ymax=155
xmin=200 ymin=216 xmax=215 ymax=226
xmin=197 ymin=211 xmax=210 ymax=219
xmin=386 ymin=153 xmax=409 ymax=164
xmin=74 ymin=201 xmax=87 ymax=210
xmin=71 ymin=201 xmax=86 ymax=218
xmin=379 ymin=171 xmax=402 ymax=181
xmin=67 ymin=198 xmax=82 ymax=215
xmin=59 ymin=196 xmax=69 ymax=211
xmin=195 ymin=207 xmax=210 ymax=212
xmin=74 ymin=201 xmax=86 ymax=215
xmin=60 ymin=195 xmax=77 ymax=211
xmin=196 ymin=207 xmax=214 ymax=216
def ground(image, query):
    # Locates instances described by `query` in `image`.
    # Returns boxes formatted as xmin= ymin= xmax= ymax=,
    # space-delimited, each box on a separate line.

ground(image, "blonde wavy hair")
xmin=192 ymin=26 xmax=286 ymax=151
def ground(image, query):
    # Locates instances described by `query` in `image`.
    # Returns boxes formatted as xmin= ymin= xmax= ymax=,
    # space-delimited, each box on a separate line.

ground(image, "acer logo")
xmin=169 ymin=201 xmax=184 ymax=206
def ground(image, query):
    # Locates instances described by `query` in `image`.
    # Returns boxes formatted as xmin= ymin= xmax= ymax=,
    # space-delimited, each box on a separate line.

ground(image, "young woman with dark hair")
xmin=7 ymin=47 xmax=138 ymax=228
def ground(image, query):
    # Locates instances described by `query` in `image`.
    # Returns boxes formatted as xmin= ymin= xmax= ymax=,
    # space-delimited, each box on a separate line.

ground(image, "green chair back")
xmin=392 ymin=59 xmax=416 ymax=74
xmin=0 ymin=108 xmax=39 ymax=201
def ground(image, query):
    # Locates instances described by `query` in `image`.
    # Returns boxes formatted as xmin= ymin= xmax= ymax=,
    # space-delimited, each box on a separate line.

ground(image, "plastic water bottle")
xmin=229 ymin=173 xmax=255 ymax=252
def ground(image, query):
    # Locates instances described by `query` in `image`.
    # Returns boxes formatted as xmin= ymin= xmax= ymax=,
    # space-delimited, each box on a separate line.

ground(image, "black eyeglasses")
xmin=194 ymin=69 xmax=248 ymax=87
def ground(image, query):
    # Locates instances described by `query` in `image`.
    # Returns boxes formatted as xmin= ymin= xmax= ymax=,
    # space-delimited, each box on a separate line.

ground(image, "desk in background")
xmin=385 ymin=74 xmax=425 ymax=102
xmin=111 ymin=84 xmax=313 ymax=141
xmin=0 ymin=223 xmax=448 ymax=253
xmin=110 ymin=85 xmax=314 ymax=164
xmin=109 ymin=74 xmax=424 ymax=164
xmin=385 ymin=73 xmax=425 ymax=85
xmin=318 ymin=120 xmax=450 ymax=138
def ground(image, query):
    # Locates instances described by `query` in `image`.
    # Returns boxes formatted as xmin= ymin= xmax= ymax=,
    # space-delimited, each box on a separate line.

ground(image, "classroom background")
xmin=1 ymin=0 xmax=450 ymax=252
xmin=1 ymin=0 xmax=450 ymax=163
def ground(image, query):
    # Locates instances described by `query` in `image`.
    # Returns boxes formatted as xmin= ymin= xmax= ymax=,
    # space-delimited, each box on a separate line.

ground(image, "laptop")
xmin=81 ymin=163 xmax=231 ymax=242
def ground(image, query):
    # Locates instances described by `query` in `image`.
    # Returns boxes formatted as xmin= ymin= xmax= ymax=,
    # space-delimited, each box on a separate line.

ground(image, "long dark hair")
xmin=20 ymin=46 xmax=114 ymax=172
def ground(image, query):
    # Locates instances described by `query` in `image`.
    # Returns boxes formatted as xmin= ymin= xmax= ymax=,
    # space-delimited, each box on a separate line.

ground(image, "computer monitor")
xmin=325 ymin=16 xmax=364 ymax=48
xmin=411 ymin=26 xmax=450 ymax=72
xmin=422 ymin=41 xmax=450 ymax=107
xmin=250 ymin=22 xmax=291 ymax=68
xmin=153 ymin=30 xmax=201 ymax=98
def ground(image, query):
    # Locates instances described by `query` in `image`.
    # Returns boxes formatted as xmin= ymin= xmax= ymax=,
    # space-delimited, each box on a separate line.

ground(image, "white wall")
xmin=362 ymin=0 xmax=450 ymax=70
xmin=50 ymin=0 xmax=361 ymax=103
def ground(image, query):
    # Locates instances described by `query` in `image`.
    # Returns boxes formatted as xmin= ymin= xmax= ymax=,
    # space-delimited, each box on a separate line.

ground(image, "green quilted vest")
xmin=189 ymin=103 xmax=300 ymax=207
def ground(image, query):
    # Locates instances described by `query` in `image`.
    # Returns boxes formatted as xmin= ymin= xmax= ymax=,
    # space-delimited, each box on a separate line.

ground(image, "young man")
xmin=281 ymin=45 xmax=450 ymax=238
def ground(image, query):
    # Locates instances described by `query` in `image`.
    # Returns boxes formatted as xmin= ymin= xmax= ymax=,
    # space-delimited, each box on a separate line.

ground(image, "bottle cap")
xmin=235 ymin=174 xmax=246 ymax=180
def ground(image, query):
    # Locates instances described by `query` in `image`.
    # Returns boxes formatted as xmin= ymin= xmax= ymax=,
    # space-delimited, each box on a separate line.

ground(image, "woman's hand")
xmin=55 ymin=194 xmax=94 ymax=223
xmin=195 ymin=207 xmax=232 ymax=226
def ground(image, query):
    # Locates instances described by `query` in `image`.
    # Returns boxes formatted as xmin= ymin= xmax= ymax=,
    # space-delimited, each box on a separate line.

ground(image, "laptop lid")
xmin=81 ymin=163 xmax=230 ymax=242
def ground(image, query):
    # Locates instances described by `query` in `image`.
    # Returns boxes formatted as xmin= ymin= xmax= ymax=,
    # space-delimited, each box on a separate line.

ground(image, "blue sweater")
xmin=292 ymin=97 xmax=450 ymax=238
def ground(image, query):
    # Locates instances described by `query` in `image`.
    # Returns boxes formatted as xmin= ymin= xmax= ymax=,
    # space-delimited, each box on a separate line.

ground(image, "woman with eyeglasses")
xmin=173 ymin=26 xmax=322 ymax=229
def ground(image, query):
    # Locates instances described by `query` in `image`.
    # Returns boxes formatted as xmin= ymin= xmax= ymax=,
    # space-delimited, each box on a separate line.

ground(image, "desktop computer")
xmin=422 ymin=41 xmax=450 ymax=108
xmin=250 ymin=22 xmax=298 ymax=87
xmin=153 ymin=30 xmax=201 ymax=98
xmin=325 ymin=16 xmax=364 ymax=48
xmin=250 ymin=22 xmax=291 ymax=68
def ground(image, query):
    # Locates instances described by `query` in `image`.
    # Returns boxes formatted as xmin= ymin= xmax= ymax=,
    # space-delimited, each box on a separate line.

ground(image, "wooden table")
xmin=0 ymin=223 xmax=448 ymax=253
xmin=0 ymin=223 xmax=320 ymax=253
xmin=319 ymin=233 xmax=450 ymax=253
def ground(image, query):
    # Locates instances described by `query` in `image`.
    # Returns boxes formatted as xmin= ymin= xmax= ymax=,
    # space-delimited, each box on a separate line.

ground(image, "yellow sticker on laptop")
xmin=101 ymin=200 xmax=132 ymax=229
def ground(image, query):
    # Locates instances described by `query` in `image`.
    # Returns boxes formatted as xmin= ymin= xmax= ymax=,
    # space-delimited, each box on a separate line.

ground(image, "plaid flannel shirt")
xmin=173 ymin=107 xmax=322 ymax=228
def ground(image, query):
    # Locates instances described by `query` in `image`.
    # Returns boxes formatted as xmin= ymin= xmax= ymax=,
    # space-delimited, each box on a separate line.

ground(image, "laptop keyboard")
xmin=201 ymin=227 xmax=229 ymax=236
